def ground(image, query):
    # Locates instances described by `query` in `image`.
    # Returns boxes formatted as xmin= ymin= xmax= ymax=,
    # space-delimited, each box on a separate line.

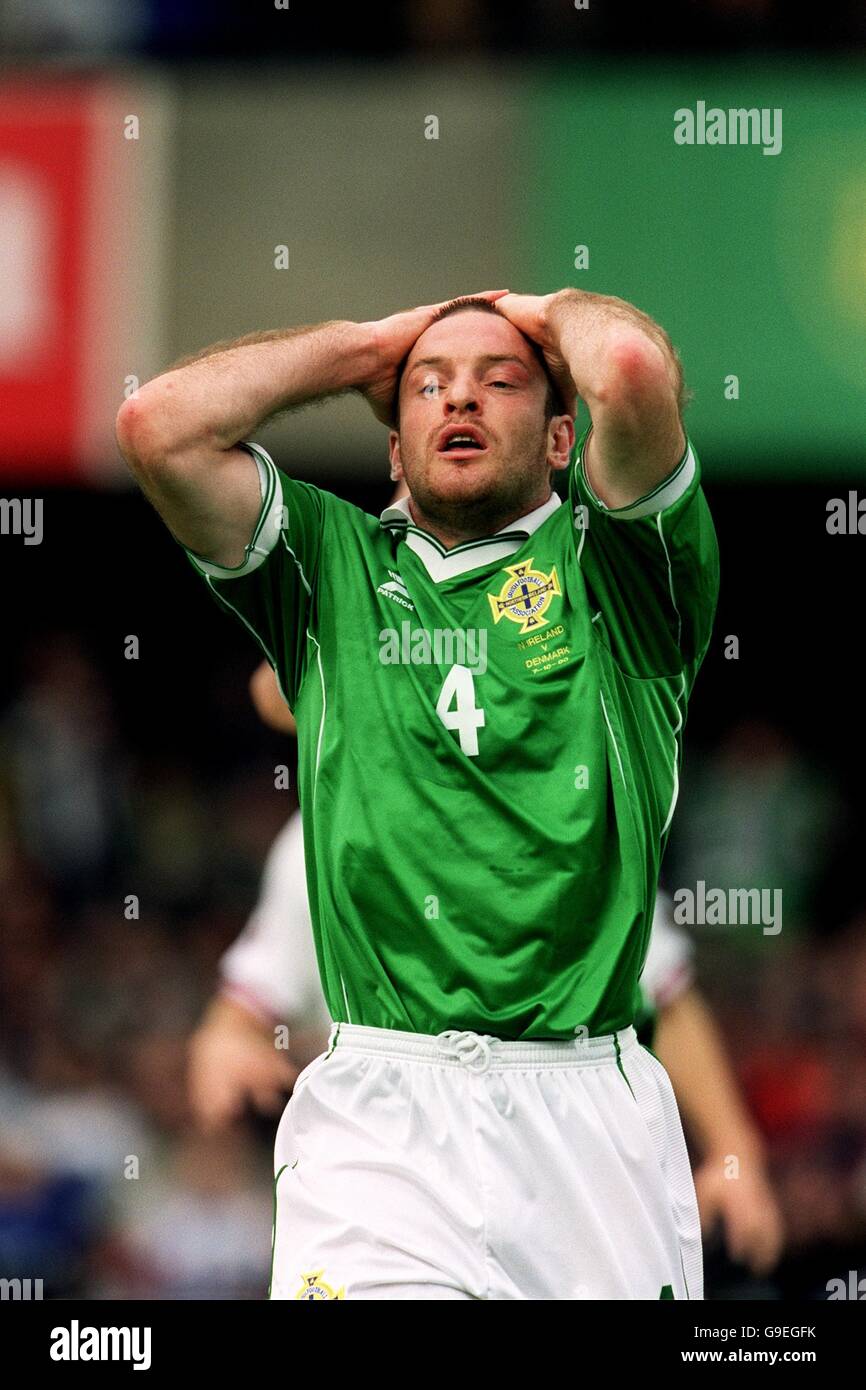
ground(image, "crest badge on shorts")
xmin=295 ymin=1270 xmax=346 ymax=1300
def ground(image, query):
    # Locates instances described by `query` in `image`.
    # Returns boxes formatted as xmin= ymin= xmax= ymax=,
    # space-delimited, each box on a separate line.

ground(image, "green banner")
xmin=519 ymin=61 xmax=866 ymax=477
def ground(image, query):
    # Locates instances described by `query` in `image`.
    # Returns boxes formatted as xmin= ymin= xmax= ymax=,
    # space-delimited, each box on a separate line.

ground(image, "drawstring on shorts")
xmin=436 ymin=1029 xmax=494 ymax=1073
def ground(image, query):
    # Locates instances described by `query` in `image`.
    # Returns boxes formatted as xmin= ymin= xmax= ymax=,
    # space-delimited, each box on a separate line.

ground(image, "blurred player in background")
xmin=636 ymin=900 xmax=784 ymax=1278
xmin=118 ymin=286 xmax=719 ymax=1300
xmin=189 ymin=661 xmax=782 ymax=1281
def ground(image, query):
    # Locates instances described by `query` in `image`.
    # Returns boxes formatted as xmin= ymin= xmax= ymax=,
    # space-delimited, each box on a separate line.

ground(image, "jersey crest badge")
xmin=488 ymin=558 xmax=561 ymax=634
xmin=295 ymin=1270 xmax=346 ymax=1300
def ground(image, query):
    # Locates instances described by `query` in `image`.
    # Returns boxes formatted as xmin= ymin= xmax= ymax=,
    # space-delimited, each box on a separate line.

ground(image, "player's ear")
xmin=548 ymin=415 xmax=575 ymax=473
xmin=388 ymin=430 xmax=404 ymax=481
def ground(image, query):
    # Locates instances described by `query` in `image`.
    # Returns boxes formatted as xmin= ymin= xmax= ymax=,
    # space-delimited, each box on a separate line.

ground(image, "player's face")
xmin=390 ymin=311 xmax=570 ymax=534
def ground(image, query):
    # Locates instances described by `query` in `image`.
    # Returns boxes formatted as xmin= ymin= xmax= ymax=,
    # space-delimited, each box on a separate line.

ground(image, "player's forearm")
xmin=546 ymin=288 xmax=685 ymax=414
xmin=130 ymin=320 xmax=378 ymax=456
xmin=654 ymin=988 xmax=767 ymax=1164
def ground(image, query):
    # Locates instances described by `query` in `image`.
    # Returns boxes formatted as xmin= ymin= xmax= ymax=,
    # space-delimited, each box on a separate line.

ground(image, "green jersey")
xmin=183 ymin=422 xmax=719 ymax=1039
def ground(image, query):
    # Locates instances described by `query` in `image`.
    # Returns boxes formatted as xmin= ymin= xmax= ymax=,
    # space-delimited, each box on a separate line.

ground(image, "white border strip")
xmin=186 ymin=442 xmax=283 ymax=579
xmin=578 ymin=426 xmax=696 ymax=520
xmin=600 ymin=689 xmax=627 ymax=791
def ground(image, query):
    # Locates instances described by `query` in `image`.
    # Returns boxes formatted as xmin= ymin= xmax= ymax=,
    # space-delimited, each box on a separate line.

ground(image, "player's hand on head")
xmin=494 ymin=290 xmax=579 ymax=417
xmin=358 ymin=290 xmax=509 ymax=427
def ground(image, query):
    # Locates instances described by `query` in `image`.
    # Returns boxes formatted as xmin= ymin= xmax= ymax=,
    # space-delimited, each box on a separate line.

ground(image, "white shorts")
xmin=270 ymin=1021 xmax=703 ymax=1301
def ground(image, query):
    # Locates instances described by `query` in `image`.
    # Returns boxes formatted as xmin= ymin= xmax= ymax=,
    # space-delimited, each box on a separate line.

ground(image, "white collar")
xmin=379 ymin=491 xmax=561 ymax=582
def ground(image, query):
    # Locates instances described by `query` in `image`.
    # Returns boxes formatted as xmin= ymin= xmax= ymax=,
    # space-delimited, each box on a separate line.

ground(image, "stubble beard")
xmin=404 ymin=438 xmax=551 ymax=542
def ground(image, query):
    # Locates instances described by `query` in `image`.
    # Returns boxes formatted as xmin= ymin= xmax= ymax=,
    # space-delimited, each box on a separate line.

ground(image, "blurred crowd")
xmin=0 ymin=636 xmax=284 ymax=1298
xmin=0 ymin=635 xmax=865 ymax=1300
xmin=1 ymin=0 xmax=864 ymax=62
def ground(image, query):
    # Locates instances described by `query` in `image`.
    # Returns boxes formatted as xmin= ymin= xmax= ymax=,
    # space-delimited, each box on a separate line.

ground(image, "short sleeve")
xmin=569 ymin=420 xmax=720 ymax=683
xmin=182 ymin=441 xmax=325 ymax=708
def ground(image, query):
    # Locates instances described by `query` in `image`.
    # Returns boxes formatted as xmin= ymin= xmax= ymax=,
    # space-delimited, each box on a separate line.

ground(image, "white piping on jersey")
xmin=379 ymin=492 xmax=561 ymax=582
xmin=256 ymin=528 xmax=324 ymax=808
xmin=656 ymin=511 xmax=682 ymax=651
xmin=340 ymin=972 xmax=352 ymax=1024
xmin=599 ymin=689 xmax=627 ymax=791
xmin=185 ymin=441 xmax=325 ymax=802
xmin=280 ymin=531 xmax=313 ymax=598
xmin=265 ymin=532 xmax=321 ymax=769
xmin=661 ymin=672 xmax=686 ymax=837
xmin=203 ymin=575 xmax=295 ymax=712
xmin=270 ymin=528 xmax=323 ymax=757
xmin=187 ymin=445 xmax=295 ymax=709
xmin=197 ymin=455 xmax=315 ymax=726
xmin=187 ymin=445 xmax=283 ymax=579
xmin=309 ymin=632 xmax=326 ymax=809
xmin=260 ymin=527 xmax=321 ymax=804
xmin=578 ymin=430 xmax=690 ymax=838
xmin=576 ymin=424 xmax=696 ymax=521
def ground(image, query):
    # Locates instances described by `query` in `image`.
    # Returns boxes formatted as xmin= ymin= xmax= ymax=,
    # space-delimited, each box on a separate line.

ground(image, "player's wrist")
xmin=544 ymin=288 xmax=585 ymax=344
xmin=211 ymin=985 xmax=276 ymax=1035
xmin=352 ymin=318 xmax=393 ymax=391
xmin=702 ymin=1130 xmax=768 ymax=1170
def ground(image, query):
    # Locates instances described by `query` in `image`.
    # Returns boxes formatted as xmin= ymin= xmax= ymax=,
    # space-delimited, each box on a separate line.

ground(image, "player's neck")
xmin=406 ymin=489 xmax=552 ymax=551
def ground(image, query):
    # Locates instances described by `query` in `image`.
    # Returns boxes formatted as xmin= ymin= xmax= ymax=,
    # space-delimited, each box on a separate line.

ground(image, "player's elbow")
xmin=116 ymin=394 xmax=166 ymax=478
xmin=116 ymin=386 xmax=198 ymax=483
xmin=595 ymin=333 xmax=673 ymax=422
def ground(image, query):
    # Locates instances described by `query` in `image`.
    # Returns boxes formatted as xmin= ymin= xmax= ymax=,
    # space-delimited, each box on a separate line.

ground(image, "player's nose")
xmin=443 ymin=383 xmax=480 ymax=413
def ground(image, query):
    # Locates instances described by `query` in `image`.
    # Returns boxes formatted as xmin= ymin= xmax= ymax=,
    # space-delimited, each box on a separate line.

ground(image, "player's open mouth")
xmin=436 ymin=427 xmax=489 ymax=459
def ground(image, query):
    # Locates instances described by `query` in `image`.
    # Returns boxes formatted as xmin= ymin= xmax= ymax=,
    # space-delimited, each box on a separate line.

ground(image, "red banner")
xmin=0 ymin=76 xmax=164 ymax=484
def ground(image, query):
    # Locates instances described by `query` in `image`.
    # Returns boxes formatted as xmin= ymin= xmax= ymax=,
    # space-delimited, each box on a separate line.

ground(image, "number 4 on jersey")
xmin=436 ymin=664 xmax=485 ymax=756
